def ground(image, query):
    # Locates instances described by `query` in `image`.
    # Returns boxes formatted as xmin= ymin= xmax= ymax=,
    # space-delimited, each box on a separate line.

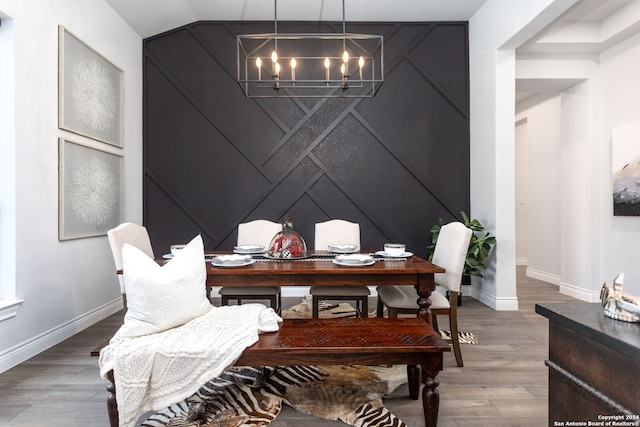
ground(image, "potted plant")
xmin=428 ymin=211 xmax=496 ymax=304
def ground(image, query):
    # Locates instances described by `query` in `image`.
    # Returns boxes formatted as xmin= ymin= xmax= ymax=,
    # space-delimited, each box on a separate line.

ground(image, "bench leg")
xmin=421 ymin=360 xmax=441 ymax=427
xmin=407 ymin=364 xmax=420 ymax=399
xmin=106 ymin=370 xmax=119 ymax=427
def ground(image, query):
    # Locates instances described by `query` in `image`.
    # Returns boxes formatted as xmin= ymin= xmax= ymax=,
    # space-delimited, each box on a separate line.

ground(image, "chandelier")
xmin=237 ymin=0 xmax=384 ymax=98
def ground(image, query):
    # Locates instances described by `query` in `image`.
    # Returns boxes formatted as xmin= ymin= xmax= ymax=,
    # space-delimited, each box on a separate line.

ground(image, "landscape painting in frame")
xmin=59 ymin=138 xmax=124 ymax=240
xmin=612 ymin=124 xmax=640 ymax=216
xmin=59 ymin=26 xmax=124 ymax=147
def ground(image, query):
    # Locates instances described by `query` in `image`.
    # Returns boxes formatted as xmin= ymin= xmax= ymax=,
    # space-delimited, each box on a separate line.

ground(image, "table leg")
xmin=416 ymin=273 xmax=434 ymax=325
xmin=407 ymin=364 xmax=420 ymax=400
xmin=421 ymin=357 xmax=441 ymax=427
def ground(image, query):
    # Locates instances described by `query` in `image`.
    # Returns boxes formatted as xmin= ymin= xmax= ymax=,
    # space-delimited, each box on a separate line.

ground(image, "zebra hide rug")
xmin=139 ymin=364 xmax=409 ymax=427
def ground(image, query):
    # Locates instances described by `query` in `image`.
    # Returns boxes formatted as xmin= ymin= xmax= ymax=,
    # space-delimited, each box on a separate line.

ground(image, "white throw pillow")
xmin=115 ymin=234 xmax=212 ymax=339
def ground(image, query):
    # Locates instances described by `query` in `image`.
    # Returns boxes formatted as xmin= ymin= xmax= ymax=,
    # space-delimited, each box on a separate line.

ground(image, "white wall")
xmin=598 ymin=31 xmax=640 ymax=297
xmin=514 ymin=118 xmax=528 ymax=265
xmin=515 ymin=96 xmax=562 ymax=283
xmin=0 ymin=0 xmax=142 ymax=373
xmin=559 ymin=81 xmax=598 ymax=300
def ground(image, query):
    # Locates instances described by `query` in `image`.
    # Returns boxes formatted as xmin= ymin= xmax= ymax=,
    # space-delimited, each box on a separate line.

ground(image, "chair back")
xmin=237 ymin=220 xmax=283 ymax=248
xmin=107 ymin=223 xmax=155 ymax=293
xmin=314 ymin=219 xmax=360 ymax=250
xmin=432 ymin=222 xmax=473 ymax=293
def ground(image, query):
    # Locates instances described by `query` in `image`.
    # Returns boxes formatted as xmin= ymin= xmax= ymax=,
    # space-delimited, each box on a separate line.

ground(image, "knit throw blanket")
xmin=98 ymin=304 xmax=282 ymax=427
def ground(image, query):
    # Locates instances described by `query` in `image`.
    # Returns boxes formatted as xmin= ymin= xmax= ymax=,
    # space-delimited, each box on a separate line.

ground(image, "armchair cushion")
xmin=115 ymin=234 xmax=211 ymax=339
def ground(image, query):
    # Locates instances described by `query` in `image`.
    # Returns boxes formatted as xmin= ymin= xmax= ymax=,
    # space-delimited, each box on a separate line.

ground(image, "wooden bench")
xmin=92 ymin=317 xmax=450 ymax=427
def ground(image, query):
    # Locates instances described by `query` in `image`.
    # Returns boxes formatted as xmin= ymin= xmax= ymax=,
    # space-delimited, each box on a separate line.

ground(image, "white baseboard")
xmin=559 ymin=282 xmax=601 ymax=303
xmin=0 ymin=299 xmax=123 ymax=374
xmin=525 ymin=268 xmax=599 ymax=302
xmin=516 ymin=257 xmax=528 ymax=266
xmin=469 ymin=286 xmax=519 ymax=310
xmin=526 ymin=267 xmax=560 ymax=285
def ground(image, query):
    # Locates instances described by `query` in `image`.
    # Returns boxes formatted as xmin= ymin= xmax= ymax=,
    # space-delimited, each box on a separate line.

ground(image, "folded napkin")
xmin=214 ymin=254 xmax=252 ymax=265
xmin=336 ymin=254 xmax=374 ymax=263
xmin=328 ymin=244 xmax=358 ymax=252
xmin=234 ymin=244 xmax=265 ymax=252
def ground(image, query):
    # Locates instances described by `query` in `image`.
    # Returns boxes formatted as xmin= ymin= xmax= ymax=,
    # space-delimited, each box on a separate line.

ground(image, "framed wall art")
xmin=58 ymin=26 xmax=124 ymax=147
xmin=59 ymin=138 xmax=124 ymax=240
xmin=612 ymin=124 xmax=640 ymax=216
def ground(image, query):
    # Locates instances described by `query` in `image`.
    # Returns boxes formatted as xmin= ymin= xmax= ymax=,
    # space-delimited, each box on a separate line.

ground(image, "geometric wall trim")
xmin=144 ymin=21 xmax=469 ymax=258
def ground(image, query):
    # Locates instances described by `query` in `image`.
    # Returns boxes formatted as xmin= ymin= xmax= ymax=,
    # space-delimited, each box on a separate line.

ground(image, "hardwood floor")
xmin=0 ymin=266 xmax=580 ymax=426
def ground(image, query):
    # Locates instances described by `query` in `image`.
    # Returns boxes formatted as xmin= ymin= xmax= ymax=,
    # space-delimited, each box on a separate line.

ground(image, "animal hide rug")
xmin=139 ymin=364 xmax=409 ymax=427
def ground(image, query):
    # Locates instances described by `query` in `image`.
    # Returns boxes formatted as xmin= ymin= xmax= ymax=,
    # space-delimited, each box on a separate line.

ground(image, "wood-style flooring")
xmin=0 ymin=266 xmax=581 ymax=426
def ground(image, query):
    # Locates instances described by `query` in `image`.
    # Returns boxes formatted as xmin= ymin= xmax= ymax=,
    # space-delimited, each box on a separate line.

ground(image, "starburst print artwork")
xmin=68 ymin=57 xmax=117 ymax=133
xmin=59 ymin=139 xmax=123 ymax=240
xmin=69 ymin=157 xmax=118 ymax=227
xmin=59 ymin=26 xmax=123 ymax=147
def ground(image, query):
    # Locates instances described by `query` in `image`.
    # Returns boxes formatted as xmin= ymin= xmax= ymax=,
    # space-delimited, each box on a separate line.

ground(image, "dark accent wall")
xmin=143 ymin=21 xmax=469 ymax=258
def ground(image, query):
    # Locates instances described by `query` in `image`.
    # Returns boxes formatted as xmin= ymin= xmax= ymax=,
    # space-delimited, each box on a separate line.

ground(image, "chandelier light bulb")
xmin=275 ymin=62 xmax=281 ymax=74
xmin=342 ymin=51 xmax=349 ymax=75
xmin=290 ymin=58 xmax=296 ymax=81
xmin=324 ymin=57 xmax=331 ymax=81
xmin=359 ymin=56 xmax=365 ymax=68
xmin=256 ymin=57 xmax=262 ymax=80
xmin=271 ymin=51 xmax=278 ymax=75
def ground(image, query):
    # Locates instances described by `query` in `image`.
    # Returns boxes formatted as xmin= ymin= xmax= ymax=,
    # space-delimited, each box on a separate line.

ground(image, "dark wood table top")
xmin=204 ymin=251 xmax=444 ymax=278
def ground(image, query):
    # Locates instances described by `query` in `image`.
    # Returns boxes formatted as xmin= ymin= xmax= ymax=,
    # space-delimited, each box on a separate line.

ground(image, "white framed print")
xmin=58 ymin=26 xmax=124 ymax=147
xmin=59 ymin=138 xmax=124 ymax=240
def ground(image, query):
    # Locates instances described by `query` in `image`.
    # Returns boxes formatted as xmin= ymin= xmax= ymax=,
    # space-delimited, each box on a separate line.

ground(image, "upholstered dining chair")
xmin=376 ymin=221 xmax=472 ymax=367
xmin=219 ymin=220 xmax=283 ymax=314
xmin=107 ymin=222 xmax=155 ymax=310
xmin=310 ymin=219 xmax=370 ymax=318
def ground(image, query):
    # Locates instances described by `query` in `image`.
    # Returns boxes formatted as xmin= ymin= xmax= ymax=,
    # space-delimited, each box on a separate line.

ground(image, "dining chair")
xmin=107 ymin=222 xmax=155 ymax=310
xmin=219 ymin=220 xmax=283 ymax=314
xmin=310 ymin=219 xmax=370 ymax=318
xmin=376 ymin=221 xmax=472 ymax=367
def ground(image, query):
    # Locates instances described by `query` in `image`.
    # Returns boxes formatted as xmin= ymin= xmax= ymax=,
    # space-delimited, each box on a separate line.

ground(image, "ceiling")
xmin=516 ymin=0 xmax=639 ymax=103
xmin=104 ymin=0 xmax=489 ymax=39
xmin=106 ymin=0 xmax=640 ymax=103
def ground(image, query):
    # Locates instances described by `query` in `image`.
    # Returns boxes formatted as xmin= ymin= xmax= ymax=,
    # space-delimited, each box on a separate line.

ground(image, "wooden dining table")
xmin=204 ymin=251 xmax=445 ymax=324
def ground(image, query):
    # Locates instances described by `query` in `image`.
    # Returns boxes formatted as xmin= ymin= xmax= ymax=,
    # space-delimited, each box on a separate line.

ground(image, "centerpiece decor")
xmin=268 ymin=216 xmax=308 ymax=258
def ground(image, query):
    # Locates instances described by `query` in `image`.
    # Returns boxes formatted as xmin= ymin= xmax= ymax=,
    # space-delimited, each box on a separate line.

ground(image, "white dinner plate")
xmin=233 ymin=244 xmax=266 ymax=254
xmin=327 ymin=244 xmax=359 ymax=254
xmin=211 ymin=258 xmax=256 ymax=268
xmin=333 ymin=259 xmax=375 ymax=267
xmin=375 ymin=250 xmax=413 ymax=258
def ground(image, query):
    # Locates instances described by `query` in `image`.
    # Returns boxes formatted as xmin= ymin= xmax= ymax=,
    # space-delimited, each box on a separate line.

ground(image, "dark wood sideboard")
xmin=536 ymin=302 xmax=640 ymax=426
